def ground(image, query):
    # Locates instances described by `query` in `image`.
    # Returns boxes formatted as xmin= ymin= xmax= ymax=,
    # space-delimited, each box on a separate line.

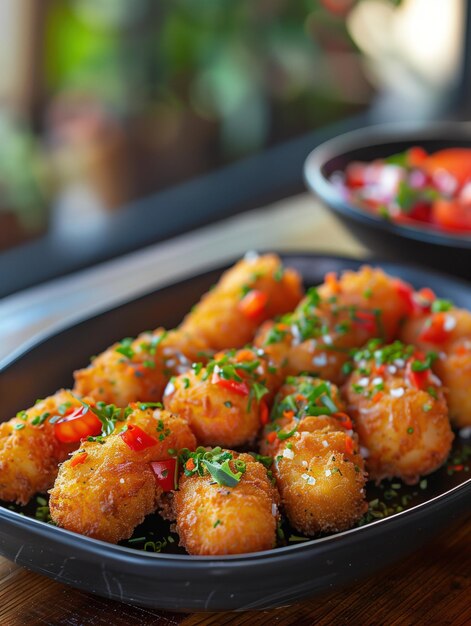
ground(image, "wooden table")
xmin=1 ymin=514 xmax=469 ymax=625
xmin=1 ymin=194 xmax=470 ymax=624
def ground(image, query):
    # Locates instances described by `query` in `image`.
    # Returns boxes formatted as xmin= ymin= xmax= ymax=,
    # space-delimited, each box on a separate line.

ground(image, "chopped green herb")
xmin=431 ymin=299 xmax=453 ymax=313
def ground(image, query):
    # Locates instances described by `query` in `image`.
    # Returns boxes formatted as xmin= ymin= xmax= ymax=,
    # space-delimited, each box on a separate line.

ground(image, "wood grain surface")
xmin=1 ymin=513 xmax=469 ymax=626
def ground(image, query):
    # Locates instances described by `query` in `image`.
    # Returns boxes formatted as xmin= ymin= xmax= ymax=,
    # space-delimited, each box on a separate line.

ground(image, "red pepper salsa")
xmin=334 ymin=147 xmax=471 ymax=233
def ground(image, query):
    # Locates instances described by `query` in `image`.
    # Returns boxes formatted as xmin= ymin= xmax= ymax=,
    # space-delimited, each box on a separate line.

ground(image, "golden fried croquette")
xmin=318 ymin=266 xmax=411 ymax=340
xmin=0 ymin=390 xmax=85 ymax=505
xmin=344 ymin=341 xmax=453 ymax=484
xmin=49 ymin=407 xmax=196 ymax=543
xmin=174 ymin=450 xmax=279 ymax=555
xmin=74 ymin=328 xmax=208 ymax=407
xmin=400 ymin=307 xmax=471 ymax=351
xmin=259 ymin=376 xmax=367 ymax=535
xmin=273 ymin=417 xmax=367 ymax=535
xmin=255 ymin=267 xmax=408 ymax=385
xmin=259 ymin=375 xmax=347 ymax=456
xmin=179 ymin=253 xmax=303 ymax=351
xmin=400 ymin=306 xmax=471 ymax=428
xmin=164 ymin=347 xmax=281 ymax=447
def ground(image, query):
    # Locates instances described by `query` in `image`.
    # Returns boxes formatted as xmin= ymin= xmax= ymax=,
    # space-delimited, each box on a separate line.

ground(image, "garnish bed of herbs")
xmin=3 ymin=438 xmax=469 ymax=555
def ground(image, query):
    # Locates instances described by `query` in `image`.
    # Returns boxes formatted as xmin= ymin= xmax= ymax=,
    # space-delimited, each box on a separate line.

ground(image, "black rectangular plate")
xmin=0 ymin=253 xmax=470 ymax=612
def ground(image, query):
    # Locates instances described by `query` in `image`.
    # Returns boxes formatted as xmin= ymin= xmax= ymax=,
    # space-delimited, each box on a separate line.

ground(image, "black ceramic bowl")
xmin=0 ymin=253 xmax=470 ymax=612
xmin=304 ymin=122 xmax=471 ymax=281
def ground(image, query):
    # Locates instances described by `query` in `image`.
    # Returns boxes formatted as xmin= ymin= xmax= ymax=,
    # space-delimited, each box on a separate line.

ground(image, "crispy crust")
xmin=179 ymin=254 xmax=303 ymax=351
xmin=345 ymin=362 xmax=454 ymax=483
xmin=49 ymin=409 xmax=196 ymax=543
xmin=0 ymin=390 xmax=84 ymax=504
xmin=173 ymin=452 xmax=279 ymax=555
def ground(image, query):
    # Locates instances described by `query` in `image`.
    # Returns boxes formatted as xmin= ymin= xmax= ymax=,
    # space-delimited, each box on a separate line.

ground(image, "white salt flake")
xmin=322 ymin=440 xmax=329 ymax=448
xmin=444 ymin=315 xmax=456 ymax=332
xmin=283 ymin=448 xmax=295 ymax=460
xmin=325 ymin=469 xmax=332 ymax=477
xmin=313 ymin=354 xmax=328 ymax=367
xmin=391 ymin=387 xmax=405 ymax=398
xmin=372 ymin=377 xmax=383 ymax=386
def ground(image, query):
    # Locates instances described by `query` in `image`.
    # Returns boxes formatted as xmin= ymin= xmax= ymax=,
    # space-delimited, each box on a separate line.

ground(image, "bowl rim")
xmin=304 ymin=120 xmax=471 ymax=249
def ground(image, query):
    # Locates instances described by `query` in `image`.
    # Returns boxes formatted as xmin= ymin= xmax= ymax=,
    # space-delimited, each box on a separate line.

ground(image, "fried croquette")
xmin=174 ymin=449 xmax=279 ymax=555
xmin=74 ymin=328 xmax=208 ymax=407
xmin=274 ymin=417 xmax=367 ymax=535
xmin=255 ymin=267 xmax=409 ymax=385
xmin=344 ymin=341 xmax=453 ymax=484
xmin=260 ymin=376 xmax=367 ymax=535
xmin=164 ymin=347 xmax=281 ymax=447
xmin=318 ymin=266 xmax=411 ymax=340
xmin=400 ymin=306 xmax=471 ymax=428
xmin=0 ymin=390 xmax=86 ymax=505
xmin=179 ymin=253 xmax=303 ymax=351
xmin=49 ymin=407 xmax=196 ymax=543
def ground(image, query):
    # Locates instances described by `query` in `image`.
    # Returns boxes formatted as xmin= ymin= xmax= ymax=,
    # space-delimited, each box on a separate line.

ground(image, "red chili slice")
xmin=418 ymin=313 xmax=450 ymax=344
xmin=352 ymin=310 xmax=377 ymax=334
xmin=212 ymin=372 xmax=250 ymax=396
xmin=259 ymin=400 xmax=269 ymax=426
xmin=405 ymin=359 xmax=430 ymax=390
xmin=151 ymin=458 xmax=178 ymax=491
xmin=54 ymin=406 xmax=102 ymax=444
xmin=393 ymin=279 xmax=416 ymax=316
xmin=334 ymin=412 xmax=353 ymax=431
xmin=120 ymin=424 xmax=158 ymax=451
xmin=70 ymin=451 xmax=88 ymax=467
xmin=345 ymin=435 xmax=354 ymax=455
xmin=238 ymin=289 xmax=268 ymax=320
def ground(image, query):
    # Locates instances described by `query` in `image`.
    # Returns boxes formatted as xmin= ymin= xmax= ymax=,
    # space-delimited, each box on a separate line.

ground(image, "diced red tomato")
xmin=408 ymin=201 xmax=431 ymax=223
xmin=54 ymin=406 xmax=102 ymax=444
xmin=266 ymin=431 xmax=277 ymax=444
xmin=120 ymin=424 xmax=158 ymax=451
xmin=345 ymin=435 xmax=354 ymax=455
xmin=424 ymin=148 xmax=471 ymax=187
xmin=352 ymin=310 xmax=377 ymax=334
xmin=259 ymin=400 xmax=269 ymax=426
xmin=432 ymin=199 xmax=471 ymax=232
xmin=407 ymin=146 xmax=428 ymax=168
xmin=345 ymin=162 xmax=367 ymax=188
xmin=238 ymin=290 xmax=268 ymax=320
xmin=405 ymin=360 xmax=430 ymax=390
xmin=150 ymin=458 xmax=178 ymax=491
xmin=418 ymin=313 xmax=450 ymax=344
xmin=334 ymin=412 xmax=353 ymax=430
xmin=393 ymin=279 xmax=416 ymax=316
xmin=185 ymin=458 xmax=196 ymax=471
xmin=70 ymin=452 xmax=88 ymax=467
xmin=212 ymin=372 xmax=250 ymax=396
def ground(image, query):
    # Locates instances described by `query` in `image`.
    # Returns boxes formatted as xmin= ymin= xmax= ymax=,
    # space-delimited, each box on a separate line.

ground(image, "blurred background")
xmin=0 ymin=0 xmax=468 ymax=296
